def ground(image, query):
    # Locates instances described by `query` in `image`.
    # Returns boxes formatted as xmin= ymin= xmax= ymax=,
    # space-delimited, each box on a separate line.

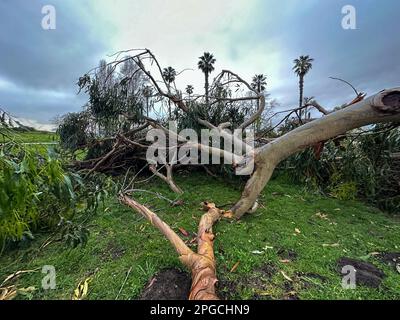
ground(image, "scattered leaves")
xmin=178 ymin=227 xmax=189 ymax=237
xmin=280 ymin=259 xmax=291 ymax=264
xmin=72 ymin=277 xmax=91 ymax=300
xmin=315 ymin=212 xmax=329 ymax=220
xmin=230 ymin=261 xmax=240 ymax=273
xmin=0 ymin=286 xmax=17 ymax=300
xmin=280 ymin=271 xmax=293 ymax=282
xmin=322 ymin=243 xmax=340 ymax=247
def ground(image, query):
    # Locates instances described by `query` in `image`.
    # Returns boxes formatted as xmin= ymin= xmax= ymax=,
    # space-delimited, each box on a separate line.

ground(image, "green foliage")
xmin=58 ymin=112 xmax=91 ymax=152
xmin=0 ymin=143 xmax=114 ymax=251
xmin=282 ymin=124 xmax=400 ymax=213
xmin=59 ymin=59 xmax=149 ymax=158
xmin=330 ymin=179 xmax=357 ymax=201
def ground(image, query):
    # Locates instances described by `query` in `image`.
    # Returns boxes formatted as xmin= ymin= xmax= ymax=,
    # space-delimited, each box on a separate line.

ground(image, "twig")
xmin=115 ymin=267 xmax=132 ymax=300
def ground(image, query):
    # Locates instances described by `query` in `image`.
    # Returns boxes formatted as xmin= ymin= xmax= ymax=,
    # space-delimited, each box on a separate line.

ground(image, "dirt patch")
xmin=282 ymin=281 xmax=300 ymax=300
xmin=217 ymin=279 xmax=238 ymax=300
xmin=377 ymin=252 xmax=400 ymax=269
xmin=255 ymin=263 xmax=278 ymax=277
xmin=277 ymin=248 xmax=298 ymax=261
xmin=139 ymin=268 xmax=191 ymax=300
xmin=337 ymin=257 xmax=385 ymax=288
xmin=101 ymin=242 xmax=126 ymax=262
xmin=217 ymin=263 xmax=277 ymax=300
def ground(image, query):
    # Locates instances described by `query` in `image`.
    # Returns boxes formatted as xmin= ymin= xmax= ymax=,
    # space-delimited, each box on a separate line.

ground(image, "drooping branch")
xmin=86 ymin=140 xmax=121 ymax=175
xmin=119 ymin=195 xmax=226 ymax=300
xmin=232 ymin=87 xmax=400 ymax=218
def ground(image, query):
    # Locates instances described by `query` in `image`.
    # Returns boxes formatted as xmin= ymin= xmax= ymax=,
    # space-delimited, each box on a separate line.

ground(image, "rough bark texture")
xmin=120 ymin=195 xmax=224 ymax=300
xmin=232 ymin=88 xmax=400 ymax=218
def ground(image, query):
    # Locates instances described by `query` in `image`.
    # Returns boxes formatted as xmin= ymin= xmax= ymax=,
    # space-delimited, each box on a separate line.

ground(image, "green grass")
xmin=0 ymin=130 xmax=58 ymax=144
xmin=0 ymin=173 xmax=399 ymax=300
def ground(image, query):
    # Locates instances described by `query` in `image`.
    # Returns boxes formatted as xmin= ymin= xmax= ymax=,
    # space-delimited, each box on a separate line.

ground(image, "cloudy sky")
xmin=0 ymin=0 xmax=399 ymax=130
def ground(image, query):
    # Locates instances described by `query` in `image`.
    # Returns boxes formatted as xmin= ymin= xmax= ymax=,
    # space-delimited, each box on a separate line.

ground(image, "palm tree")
xmin=251 ymin=74 xmax=267 ymax=132
xmin=293 ymin=55 xmax=314 ymax=119
xmin=198 ymin=52 xmax=216 ymax=108
xmin=185 ymin=85 xmax=194 ymax=101
xmin=251 ymin=74 xmax=267 ymax=93
xmin=162 ymin=67 xmax=176 ymax=118
xmin=163 ymin=66 xmax=176 ymax=85
xmin=143 ymin=86 xmax=153 ymax=117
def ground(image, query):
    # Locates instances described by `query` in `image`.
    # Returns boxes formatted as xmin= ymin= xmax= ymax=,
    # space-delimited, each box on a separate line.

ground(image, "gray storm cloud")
xmin=0 ymin=0 xmax=399 ymax=128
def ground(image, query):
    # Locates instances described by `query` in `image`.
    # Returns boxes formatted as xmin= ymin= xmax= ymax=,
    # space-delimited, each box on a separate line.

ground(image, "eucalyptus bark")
xmin=232 ymin=88 xmax=400 ymax=218
xmin=120 ymin=195 xmax=224 ymax=300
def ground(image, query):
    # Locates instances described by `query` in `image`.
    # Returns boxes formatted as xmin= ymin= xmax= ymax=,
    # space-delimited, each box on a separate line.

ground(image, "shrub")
xmin=281 ymin=124 xmax=399 ymax=213
xmin=0 ymin=142 xmax=112 ymax=252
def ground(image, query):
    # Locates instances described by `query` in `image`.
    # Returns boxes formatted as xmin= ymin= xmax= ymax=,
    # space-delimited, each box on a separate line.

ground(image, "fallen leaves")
xmin=230 ymin=261 xmax=240 ymax=273
xmin=279 ymin=259 xmax=291 ymax=264
xmin=0 ymin=269 xmax=39 ymax=300
xmin=251 ymin=245 xmax=274 ymax=255
xmin=178 ymin=227 xmax=189 ymax=237
xmin=315 ymin=212 xmax=329 ymax=220
xmin=0 ymin=286 xmax=17 ymax=300
xmin=72 ymin=277 xmax=92 ymax=300
xmin=280 ymin=271 xmax=293 ymax=282
xmin=322 ymin=243 xmax=340 ymax=247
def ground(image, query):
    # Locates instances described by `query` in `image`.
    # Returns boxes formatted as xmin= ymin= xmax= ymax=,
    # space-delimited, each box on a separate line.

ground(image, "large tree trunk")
xmin=120 ymin=195 xmax=224 ymax=300
xmin=232 ymin=88 xmax=400 ymax=218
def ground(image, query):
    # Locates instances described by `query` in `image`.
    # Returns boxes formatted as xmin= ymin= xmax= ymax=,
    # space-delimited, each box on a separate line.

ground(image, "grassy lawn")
xmin=0 ymin=173 xmax=399 ymax=300
xmin=0 ymin=130 xmax=58 ymax=144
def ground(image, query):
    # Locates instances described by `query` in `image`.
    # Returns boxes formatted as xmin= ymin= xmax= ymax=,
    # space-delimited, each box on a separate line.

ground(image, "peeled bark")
xmin=119 ymin=195 xmax=224 ymax=300
xmin=232 ymin=88 xmax=400 ymax=218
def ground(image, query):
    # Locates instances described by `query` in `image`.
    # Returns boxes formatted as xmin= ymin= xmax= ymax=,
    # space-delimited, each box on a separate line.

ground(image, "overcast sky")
xmin=0 ymin=0 xmax=399 ymax=130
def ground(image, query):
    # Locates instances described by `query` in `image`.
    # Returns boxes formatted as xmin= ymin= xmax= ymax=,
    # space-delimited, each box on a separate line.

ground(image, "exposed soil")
xmin=282 ymin=281 xmax=299 ymax=300
xmin=217 ymin=263 xmax=279 ymax=300
xmin=337 ymin=257 xmax=385 ymax=288
xmin=377 ymin=252 xmax=400 ymax=269
xmin=277 ymin=248 xmax=298 ymax=261
xmin=100 ymin=242 xmax=126 ymax=262
xmin=255 ymin=262 xmax=278 ymax=277
xmin=139 ymin=268 xmax=191 ymax=300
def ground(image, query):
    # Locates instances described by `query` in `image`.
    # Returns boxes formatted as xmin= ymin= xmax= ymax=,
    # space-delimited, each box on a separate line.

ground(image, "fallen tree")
xmin=60 ymin=49 xmax=400 ymax=300
xmin=232 ymin=88 xmax=400 ymax=218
